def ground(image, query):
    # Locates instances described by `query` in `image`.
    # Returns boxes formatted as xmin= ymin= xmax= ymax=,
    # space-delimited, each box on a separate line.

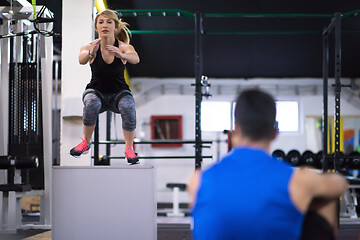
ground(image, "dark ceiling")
xmin=2 ymin=0 xmax=360 ymax=78
xmin=107 ymin=0 xmax=360 ymax=78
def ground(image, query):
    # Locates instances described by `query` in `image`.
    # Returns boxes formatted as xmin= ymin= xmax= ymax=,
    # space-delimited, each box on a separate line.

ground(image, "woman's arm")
xmin=290 ymin=167 xmax=348 ymax=212
xmin=79 ymin=39 xmax=101 ymax=65
xmin=310 ymin=170 xmax=349 ymax=198
xmin=106 ymin=42 xmax=140 ymax=65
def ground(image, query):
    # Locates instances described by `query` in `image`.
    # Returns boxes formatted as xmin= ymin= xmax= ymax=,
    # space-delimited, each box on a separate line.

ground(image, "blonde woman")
xmin=70 ymin=9 xmax=140 ymax=164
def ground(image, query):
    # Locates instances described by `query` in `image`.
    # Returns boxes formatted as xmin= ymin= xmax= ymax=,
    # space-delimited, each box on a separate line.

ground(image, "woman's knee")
xmin=121 ymin=107 xmax=136 ymax=131
xmin=118 ymin=100 xmax=136 ymax=131
xmin=122 ymin=119 xmax=136 ymax=131
xmin=83 ymin=94 xmax=102 ymax=126
xmin=118 ymin=96 xmax=135 ymax=114
xmin=84 ymin=94 xmax=102 ymax=108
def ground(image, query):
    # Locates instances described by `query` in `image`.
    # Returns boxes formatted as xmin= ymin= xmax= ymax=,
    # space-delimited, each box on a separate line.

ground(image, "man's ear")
xmin=233 ymin=125 xmax=240 ymax=136
xmin=231 ymin=125 xmax=241 ymax=146
xmin=272 ymin=126 xmax=279 ymax=141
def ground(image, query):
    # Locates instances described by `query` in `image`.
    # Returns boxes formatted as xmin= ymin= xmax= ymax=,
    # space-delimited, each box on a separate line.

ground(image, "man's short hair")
xmin=235 ymin=89 xmax=276 ymax=141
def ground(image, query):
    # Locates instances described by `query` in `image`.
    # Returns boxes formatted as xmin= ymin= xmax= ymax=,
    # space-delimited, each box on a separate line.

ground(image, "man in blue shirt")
xmin=189 ymin=89 xmax=348 ymax=240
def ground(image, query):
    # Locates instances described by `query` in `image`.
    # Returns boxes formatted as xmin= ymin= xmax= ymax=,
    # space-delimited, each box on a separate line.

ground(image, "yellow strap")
xmin=32 ymin=0 xmax=37 ymax=20
xmin=94 ymin=0 xmax=107 ymax=12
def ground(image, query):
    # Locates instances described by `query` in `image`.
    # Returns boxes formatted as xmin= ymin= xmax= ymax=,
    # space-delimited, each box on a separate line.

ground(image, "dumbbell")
xmin=314 ymin=151 xmax=325 ymax=169
xmin=330 ymin=152 xmax=346 ymax=169
xmin=285 ymin=150 xmax=301 ymax=166
xmin=313 ymin=151 xmax=323 ymax=169
xmin=272 ymin=149 xmax=286 ymax=161
xmin=347 ymin=152 xmax=360 ymax=169
xmin=0 ymin=155 xmax=39 ymax=169
xmin=315 ymin=150 xmax=342 ymax=169
xmin=301 ymin=150 xmax=316 ymax=167
xmin=95 ymin=155 xmax=110 ymax=166
xmin=318 ymin=152 xmax=346 ymax=170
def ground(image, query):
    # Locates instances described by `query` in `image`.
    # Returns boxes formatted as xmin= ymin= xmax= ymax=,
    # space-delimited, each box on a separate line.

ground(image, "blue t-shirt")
xmin=192 ymin=147 xmax=304 ymax=240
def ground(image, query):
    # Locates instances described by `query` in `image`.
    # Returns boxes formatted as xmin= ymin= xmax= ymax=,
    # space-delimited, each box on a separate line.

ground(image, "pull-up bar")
xmin=116 ymin=9 xmax=194 ymax=19
xmin=116 ymin=8 xmax=360 ymax=20
xmin=204 ymin=13 xmax=333 ymax=18
xmin=116 ymin=9 xmax=360 ymax=35
xmin=341 ymin=9 xmax=360 ymax=19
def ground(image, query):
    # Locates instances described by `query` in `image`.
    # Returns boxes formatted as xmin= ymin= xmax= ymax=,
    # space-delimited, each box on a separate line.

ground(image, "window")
xmin=201 ymin=100 xmax=299 ymax=133
xmin=150 ymin=115 xmax=182 ymax=147
xmin=201 ymin=101 xmax=231 ymax=131
xmin=276 ymin=101 xmax=299 ymax=132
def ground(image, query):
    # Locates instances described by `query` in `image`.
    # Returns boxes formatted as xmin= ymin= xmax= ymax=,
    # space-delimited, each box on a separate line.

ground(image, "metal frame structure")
xmin=321 ymin=12 xmax=360 ymax=222
xmin=90 ymin=9 xmax=360 ymax=170
xmin=194 ymin=12 xmax=204 ymax=169
xmin=322 ymin=13 xmax=342 ymax=172
xmin=92 ymin=140 xmax=212 ymax=161
xmin=321 ymin=12 xmax=360 ymax=172
xmin=0 ymin=5 xmax=54 ymax=233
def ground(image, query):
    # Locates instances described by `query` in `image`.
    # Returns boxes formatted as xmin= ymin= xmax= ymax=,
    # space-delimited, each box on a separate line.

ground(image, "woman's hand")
xmin=105 ymin=44 xmax=125 ymax=59
xmin=79 ymin=38 xmax=101 ymax=65
xmin=106 ymin=43 xmax=140 ymax=64
xmin=90 ymin=38 xmax=101 ymax=56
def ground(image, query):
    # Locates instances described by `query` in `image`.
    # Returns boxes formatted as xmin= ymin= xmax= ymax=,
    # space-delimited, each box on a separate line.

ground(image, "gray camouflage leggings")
xmin=82 ymin=89 xmax=136 ymax=131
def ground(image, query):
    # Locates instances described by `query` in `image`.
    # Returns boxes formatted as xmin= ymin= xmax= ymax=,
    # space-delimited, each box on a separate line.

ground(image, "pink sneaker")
xmin=125 ymin=144 xmax=139 ymax=165
xmin=70 ymin=137 xmax=90 ymax=158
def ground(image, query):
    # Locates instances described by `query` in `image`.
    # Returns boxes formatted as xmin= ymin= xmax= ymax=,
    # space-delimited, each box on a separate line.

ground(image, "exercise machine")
xmin=0 ymin=3 xmax=54 ymax=233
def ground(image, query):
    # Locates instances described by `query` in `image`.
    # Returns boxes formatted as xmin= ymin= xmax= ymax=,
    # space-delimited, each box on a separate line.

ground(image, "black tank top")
xmin=86 ymin=40 xmax=130 ymax=94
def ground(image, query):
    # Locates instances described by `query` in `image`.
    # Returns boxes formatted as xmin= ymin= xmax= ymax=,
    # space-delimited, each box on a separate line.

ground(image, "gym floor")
xmin=338 ymin=224 xmax=360 ymax=240
xmin=1 ymin=218 xmax=360 ymax=240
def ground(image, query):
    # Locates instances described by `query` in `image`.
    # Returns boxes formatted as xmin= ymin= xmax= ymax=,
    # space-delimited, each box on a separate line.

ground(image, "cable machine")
xmin=0 ymin=2 xmax=56 ymax=233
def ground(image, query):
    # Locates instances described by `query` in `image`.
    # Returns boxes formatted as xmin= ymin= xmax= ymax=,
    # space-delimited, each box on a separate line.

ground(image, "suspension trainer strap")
xmin=32 ymin=0 xmax=37 ymax=20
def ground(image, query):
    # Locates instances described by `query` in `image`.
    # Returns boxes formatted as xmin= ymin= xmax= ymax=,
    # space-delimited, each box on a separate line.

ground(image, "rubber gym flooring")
xmin=1 ymin=221 xmax=360 ymax=240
